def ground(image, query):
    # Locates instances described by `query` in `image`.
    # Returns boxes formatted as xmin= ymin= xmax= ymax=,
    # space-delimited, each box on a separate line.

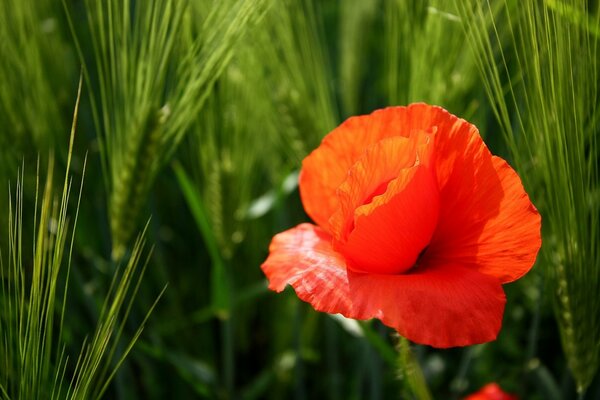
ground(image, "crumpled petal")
xmin=337 ymin=164 xmax=440 ymax=274
xmin=328 ymin=132 xmax=435 ymax=242
xmin=261 ymin=223 xmax=506 ymax=348
xmin=299 ymin=104 xmax=438 ymax=231
xmin=261 ymin=223 xmax=352 ymax=312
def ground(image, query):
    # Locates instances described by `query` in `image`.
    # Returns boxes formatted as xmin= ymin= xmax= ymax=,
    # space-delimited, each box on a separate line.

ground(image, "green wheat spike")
xmin=0 ymin=77 xmax=162 ymax=400
xmin=110 ymin=110 xmax=164 ymax=260
xmin=68 ymin=0 xmax=270 ymax=260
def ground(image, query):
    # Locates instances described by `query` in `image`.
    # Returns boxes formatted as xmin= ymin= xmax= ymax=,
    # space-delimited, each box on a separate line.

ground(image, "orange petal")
xmin=261 ymin=223 xmax=506 ymax=348
xmin=299 ymin=104 xmax=442 ymax=231
xmin=421 ymin=106 xmax=541 ymax=282
xmin=473 ymin=157 xmax=541 ymax=282
xmin=336 ymin=164 xmax=440 ymax=274
xmin=328 ymin=133 xmax=434 ymax=242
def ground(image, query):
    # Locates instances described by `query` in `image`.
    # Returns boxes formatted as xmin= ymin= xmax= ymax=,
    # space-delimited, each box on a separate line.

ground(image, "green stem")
xmin=396 ymin=336 xmax=432 ymax=400
xmin=357 ymin=321 xmax=396 ymax=368
xmin=173 ymin=162 xmax=235 ymax=397
xmin=222 ymin=316 xmax=234 ymax=399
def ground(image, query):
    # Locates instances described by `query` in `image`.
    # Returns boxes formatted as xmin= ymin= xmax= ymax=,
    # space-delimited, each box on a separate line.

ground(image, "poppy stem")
xmin=395 ymin=335 xmax=432 ymax=400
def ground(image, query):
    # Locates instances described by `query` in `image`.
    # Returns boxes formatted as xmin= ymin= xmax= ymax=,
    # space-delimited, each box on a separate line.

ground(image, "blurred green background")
xmin=0 ymin=0 xmax=598 ymax=399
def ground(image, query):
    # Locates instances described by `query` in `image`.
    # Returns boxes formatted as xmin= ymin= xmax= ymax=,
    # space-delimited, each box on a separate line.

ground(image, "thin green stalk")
xmin=173 ymin=162 xmax=230 ymax=315
xmin=174 ymin=162 xmax=236 ymax=396
xmin=222 ymin=315 xmax=235 ymax=399
xmin=357 ymin=322 xmax=397 ymax=369
xmin=396 ymin=336 xmax=432 ymax=400
xmin=1 ymin=79 xmax=81 ymax=398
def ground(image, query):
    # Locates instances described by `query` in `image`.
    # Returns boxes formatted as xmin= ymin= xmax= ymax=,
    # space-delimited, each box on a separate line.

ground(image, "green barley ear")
xmin=66 ymin=228 xmax=165 ymax=400
xmin=0 ymin=79 xmax=162 ymax=399
xmin=457 ymin=0 xmax=600 ymax=393
xmin=0 ymin=77 xmax=85 ymax=399
xmin=65 ymin=0 xmax=270 ymax=260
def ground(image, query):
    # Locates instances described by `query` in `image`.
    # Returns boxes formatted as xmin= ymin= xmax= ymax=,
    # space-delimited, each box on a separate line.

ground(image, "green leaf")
xmin=173 ymin=162 xmax=230 ymax=316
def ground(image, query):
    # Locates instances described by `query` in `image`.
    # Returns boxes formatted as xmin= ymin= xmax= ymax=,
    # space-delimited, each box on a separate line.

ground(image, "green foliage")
xmin=457 ymin=0 xmax=600 ymax=393
xmin=0 ymin=0 xmax=74 ymax=170
xmin=66 ymin=0 xmax=270 ymax=259
xmin=0 ymin=0 xmax=76 ymax=251
xmin=248 ymin=0 xmax=339 ymax=146
xmin=384 ymin=1 xmax=479 ymax=113
xmin=0 ymin=87 xmax=159 ymax=399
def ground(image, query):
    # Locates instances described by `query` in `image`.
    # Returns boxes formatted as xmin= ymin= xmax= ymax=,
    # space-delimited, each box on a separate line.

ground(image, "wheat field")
xmin=0 ymin=1 xmax=598 ymax=399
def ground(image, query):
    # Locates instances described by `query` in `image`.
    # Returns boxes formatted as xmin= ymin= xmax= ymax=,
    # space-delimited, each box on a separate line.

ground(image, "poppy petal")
xmin=347 ymin=263 xmax=506 ymax=348
xmin=463 ymin=383 xmax=519 ymax=400
xmin=421 ymin=106 xmax=541 ymax=282
xmin=299 ymin=104 xmax=439 ymax=231
xmin=261 ymin=223 xmax=352 ymax=312
xmin=328 ymin=133 xmax=434 ymax=242
xmin=337 ymin=164 xmax=440 ymax=275
xmin=261 ymin=223 xmax=506 ymax=348
xmin=465 ymin=157 xmax=541 ymax=282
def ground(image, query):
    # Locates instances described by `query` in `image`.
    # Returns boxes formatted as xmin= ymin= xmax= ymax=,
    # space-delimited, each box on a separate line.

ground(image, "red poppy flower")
xmin=261 ymin=103 xmax=541 ymax=348
xmin=463 ymin=383 xmax=518 ymax=400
